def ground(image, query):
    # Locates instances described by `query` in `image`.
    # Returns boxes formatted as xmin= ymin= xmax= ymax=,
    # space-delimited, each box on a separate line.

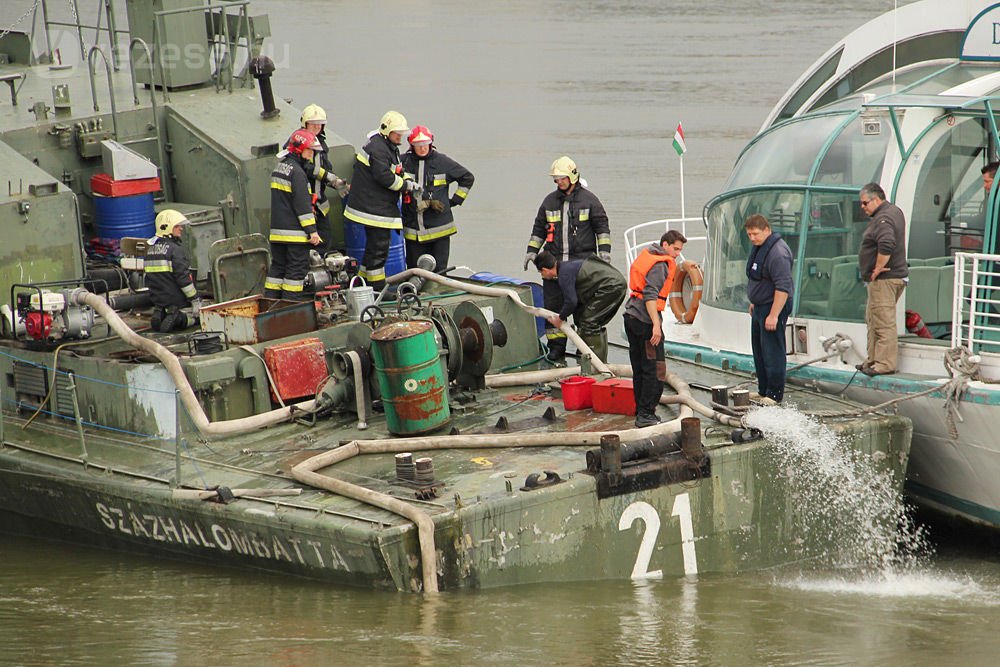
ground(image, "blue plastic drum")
xmin=344 ymin=220 xmax=406 ymax=277
xmin=469 ymin=272 xmax=546 ymax=337
xmin=93 ymin=193 xmax=155 ymax=241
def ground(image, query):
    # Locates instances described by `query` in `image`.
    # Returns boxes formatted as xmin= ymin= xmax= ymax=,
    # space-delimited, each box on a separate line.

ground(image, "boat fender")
xmin=729 ymin=427 xmax=763 ymax=444
xmin=520 ymin=470 xmax=562 ymax=491
xmin=668 ymin=262 xmax=703 ymax=324
xmin=905 ymin=309 xmax=932 ymax=339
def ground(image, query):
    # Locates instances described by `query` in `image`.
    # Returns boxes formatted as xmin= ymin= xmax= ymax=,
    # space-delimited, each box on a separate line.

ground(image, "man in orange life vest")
xmin=624 ymin=230 xmax=686 ymax=428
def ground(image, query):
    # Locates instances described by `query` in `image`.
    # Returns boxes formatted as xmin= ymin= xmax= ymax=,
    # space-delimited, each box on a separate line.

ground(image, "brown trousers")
xmin=865 ymin=278 xmax=906 ymax=373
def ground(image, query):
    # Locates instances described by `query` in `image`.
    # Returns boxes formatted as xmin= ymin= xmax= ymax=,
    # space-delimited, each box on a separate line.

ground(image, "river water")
xmin=6 ymin=0 xmax=1000 ymax=665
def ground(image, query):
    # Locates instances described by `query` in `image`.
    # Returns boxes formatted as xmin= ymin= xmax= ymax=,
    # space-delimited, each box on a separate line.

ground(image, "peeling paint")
xmin=126 ymin=364 xmax=178 ymax=438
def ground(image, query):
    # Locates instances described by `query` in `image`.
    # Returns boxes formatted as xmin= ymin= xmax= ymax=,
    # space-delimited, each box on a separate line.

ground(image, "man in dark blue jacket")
xmin=745 ymin=214 xmax=794 ymax=402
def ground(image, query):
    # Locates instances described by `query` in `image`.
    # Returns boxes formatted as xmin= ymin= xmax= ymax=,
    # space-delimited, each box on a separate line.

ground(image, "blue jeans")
xmin=750 ymin=301 xmax=790 ymax=402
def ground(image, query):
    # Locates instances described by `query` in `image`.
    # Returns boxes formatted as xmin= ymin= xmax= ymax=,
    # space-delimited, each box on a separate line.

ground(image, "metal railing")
xmin=952 ymin=252 xmax=1000 ymax=353
xmin=623 ymin=217 xmax=706 ymax=266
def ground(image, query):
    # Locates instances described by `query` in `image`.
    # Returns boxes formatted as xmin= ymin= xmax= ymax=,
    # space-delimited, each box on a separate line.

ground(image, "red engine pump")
xmin=24 ymin=311 xmax=53 ymax=340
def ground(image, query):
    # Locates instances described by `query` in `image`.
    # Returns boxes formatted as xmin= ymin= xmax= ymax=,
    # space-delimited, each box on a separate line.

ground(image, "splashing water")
xmin=744 ymin=405 xmax=930 ymax=574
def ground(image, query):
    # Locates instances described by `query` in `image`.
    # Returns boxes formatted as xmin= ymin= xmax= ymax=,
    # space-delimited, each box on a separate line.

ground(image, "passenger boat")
xmin=0 ymin=1 xmax=911 ymax=591
xmin=626 ymin=0 xmax=1000 ymax=530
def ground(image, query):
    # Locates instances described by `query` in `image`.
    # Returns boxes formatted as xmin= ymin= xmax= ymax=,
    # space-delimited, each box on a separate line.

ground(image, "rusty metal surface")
xmin=200 ymin=295 xmax=317 ymax=344
xmin=371 ymin=320 xmax=432 ymax=342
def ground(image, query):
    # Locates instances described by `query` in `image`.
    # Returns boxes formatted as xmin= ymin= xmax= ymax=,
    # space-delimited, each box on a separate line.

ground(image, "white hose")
xmin=76 ymin=292 xmax=317 ymax=438
xmin=388 ymin=268 xmax=614 ymax=376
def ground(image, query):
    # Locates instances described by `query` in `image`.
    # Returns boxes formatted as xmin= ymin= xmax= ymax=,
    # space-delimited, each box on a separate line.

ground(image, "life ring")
xmin=669 ymin=263 xmax=703 ymax=324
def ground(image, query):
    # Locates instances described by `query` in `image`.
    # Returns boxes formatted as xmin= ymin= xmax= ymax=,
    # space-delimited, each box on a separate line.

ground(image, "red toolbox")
xmin=591 ymin=378 xmax=636 ymax=415
xmin=90 ymin=172 xmax=162 ymax=197
xmin=263 ymin=337 xmax=327 ymax=402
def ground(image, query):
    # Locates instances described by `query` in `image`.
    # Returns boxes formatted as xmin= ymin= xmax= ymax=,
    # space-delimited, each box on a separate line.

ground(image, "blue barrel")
xmin=344 ymin=220 xmax=406 ymax=278
xmin=93 ymin=193 xmax=155 ymax=242
xmin=470 ymin=272 xmax=546 ymax=337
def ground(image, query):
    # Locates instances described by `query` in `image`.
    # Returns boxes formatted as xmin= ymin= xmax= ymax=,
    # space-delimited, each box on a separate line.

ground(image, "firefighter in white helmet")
xmin=145 ymin=209 xmax=200 ymax=332
xmin=299 ymin=103 xmax=347 ymax=255
xmin=524 ymin=156 xmax=612 ymax=364
xmin=343 ymin=110 xmax=416 ymax=291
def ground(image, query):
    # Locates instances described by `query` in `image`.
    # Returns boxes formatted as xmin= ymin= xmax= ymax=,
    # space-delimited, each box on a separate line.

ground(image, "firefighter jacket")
xmin=401 ymin=148 xmax=475 ymax=243
xmin=144 ymin=236 xmax=197 ymax=309
xmin=526 ymin=185 xmax=611 ymax=261
xmin=270 ymin=153 xmax=316 ymax=243
xmin=344 ymin=133 xmax=404 ymax=229
xmin=305 ymin=132 xmax=336 ymax=218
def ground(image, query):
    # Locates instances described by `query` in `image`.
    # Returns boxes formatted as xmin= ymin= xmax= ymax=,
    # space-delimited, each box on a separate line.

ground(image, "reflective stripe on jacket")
xmin=270 ymin=154 xmax=316 ymax=243
xmin=526 ymin=185 xmax=611 ymax=260
xmin=145 ymin=236 xmax=196 ymax=307
xmin=344 ymin=134 xmax=404 ymax=229
xmin=400 ymin=148 xmax=474 ymax=242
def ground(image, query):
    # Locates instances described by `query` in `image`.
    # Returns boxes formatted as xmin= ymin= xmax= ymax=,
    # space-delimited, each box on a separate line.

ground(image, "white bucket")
xmin=347 ymin=275 xmax=375 ymax=320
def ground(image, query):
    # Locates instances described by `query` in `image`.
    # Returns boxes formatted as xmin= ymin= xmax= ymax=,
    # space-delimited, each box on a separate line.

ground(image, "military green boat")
xmin=0 ymin=1 xmax=912 ymax=592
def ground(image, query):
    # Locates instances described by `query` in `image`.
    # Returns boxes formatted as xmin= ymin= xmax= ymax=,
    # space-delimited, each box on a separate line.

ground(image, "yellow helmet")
xmin=300 ymin=103 xmax=327 ymax=126
xmin=379 ymin=110 xmax=409 ymax=137
xmin=550 ymin=156 xmax=579 ymax=184
xmin=155 ymin=209 xmax=188 ymax=237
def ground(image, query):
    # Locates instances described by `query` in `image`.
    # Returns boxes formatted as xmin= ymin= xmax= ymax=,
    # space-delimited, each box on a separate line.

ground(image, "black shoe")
xmin=861 ymin=366 xmax=896 ymax=377
xmin=634 ymin=413 xmax=661 ymax=428
xmin=545 ymin=349 xmax=566 ymax=364
xmin=855 ymin=363 xmax=871 ymax=371
xmin=159 ymin=310 xmax=184 ymax=332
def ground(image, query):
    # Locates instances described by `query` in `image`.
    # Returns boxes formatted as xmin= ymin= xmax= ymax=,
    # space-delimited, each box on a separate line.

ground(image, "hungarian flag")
xmin=672 ymin=123 xmax=687 ymax=156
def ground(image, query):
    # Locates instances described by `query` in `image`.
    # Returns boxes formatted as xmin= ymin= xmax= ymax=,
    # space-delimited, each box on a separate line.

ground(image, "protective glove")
xmin=416 ymin=199 xmax=432 ymax=212
xmin=523 ymin=252 xmax=537 ymax=271
xmin=427 ymin=199 xmax=445 ymax=213
xmin=191 ymin=298 xmax=202 ymax=318
xmin=325 ymin=171 xmax=346 ymax=189
xmin=403 ymin=178 xmax=421 ymax=193
xmin=449 ymin=195 xmax=462 ymax=207
xmin=598 ymin=251 xmax=612 ymax=263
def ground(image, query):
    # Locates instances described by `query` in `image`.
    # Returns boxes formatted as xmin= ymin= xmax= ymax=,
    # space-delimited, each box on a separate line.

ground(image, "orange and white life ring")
xmin=669 ymin=263 xmax=703 ymax=324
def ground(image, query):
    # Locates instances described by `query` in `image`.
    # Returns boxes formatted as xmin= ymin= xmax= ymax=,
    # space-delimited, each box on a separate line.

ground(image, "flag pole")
xmin=679 ymin=153 xmax=686 ymax=219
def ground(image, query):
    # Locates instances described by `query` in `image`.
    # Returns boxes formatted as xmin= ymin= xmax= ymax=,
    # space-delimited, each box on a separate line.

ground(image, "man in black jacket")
xmin=145 ymin=209 xmax=200 ymax=332
xmin=344 ymin=110 xmax=418 ymax=291
xmin=401 ymin=125 xmax=474 ymax=271
xmin=524 ymin=156 xmax=612 ymax=363
xmin=299 ymin=103 xmax=347 ymax=255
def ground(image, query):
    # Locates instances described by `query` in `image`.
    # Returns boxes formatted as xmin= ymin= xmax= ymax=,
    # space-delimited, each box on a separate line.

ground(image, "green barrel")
xmin=370 ymin=320 xmax=450 ymax=435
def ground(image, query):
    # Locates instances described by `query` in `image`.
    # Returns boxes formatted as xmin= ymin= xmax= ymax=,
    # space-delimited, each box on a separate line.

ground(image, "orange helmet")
xmin=287 ymin=129 xmax=320 ymax=155
xmin=408 ymin=125 xmax=434 ymax=145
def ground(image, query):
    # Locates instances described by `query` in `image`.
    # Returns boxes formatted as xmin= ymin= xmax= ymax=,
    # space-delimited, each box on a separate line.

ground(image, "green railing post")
xmin=174 ymin=389 xmax=182 ymax=488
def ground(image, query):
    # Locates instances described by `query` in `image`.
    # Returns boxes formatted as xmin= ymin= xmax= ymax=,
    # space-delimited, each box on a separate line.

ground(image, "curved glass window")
xmin=814 ymin=114 xmax=893 ymax=185
xmin=704 ymin=190 xmax=805 ymax=312
xmin=726 ymin=115 xmax=848 ymax=190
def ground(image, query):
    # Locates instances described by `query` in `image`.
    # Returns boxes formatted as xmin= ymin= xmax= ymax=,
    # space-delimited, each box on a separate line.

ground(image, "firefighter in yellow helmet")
xmin=145 ymin=209 xmax=200 ymax=332
xmin=343 ymin=110 xmax=415 ymax=291
xmin=524 ymin=156 xmax=612 ymax=364
xmin=299 ymin=103 xmax=347 ymax=255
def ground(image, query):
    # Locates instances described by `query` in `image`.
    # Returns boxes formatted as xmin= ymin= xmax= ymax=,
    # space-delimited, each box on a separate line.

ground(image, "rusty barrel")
xmin=370 ymin=320 xmax=450 ymax=435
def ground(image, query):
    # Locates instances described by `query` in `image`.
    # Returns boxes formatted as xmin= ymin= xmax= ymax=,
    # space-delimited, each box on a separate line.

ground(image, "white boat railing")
xmin=952 ymin=252 xmax=1000 ymax=353
xmin=623 ymin=217 xmax=706 ymax=266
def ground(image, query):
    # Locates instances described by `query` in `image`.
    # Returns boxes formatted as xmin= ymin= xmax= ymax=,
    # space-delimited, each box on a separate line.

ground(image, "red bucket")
xmin=560 ymin=375 xmax=597 ymax=410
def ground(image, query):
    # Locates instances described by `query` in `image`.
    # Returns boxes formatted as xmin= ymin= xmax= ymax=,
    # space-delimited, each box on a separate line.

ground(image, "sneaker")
xmin=634 ymin=413 xmax=661 ymax=428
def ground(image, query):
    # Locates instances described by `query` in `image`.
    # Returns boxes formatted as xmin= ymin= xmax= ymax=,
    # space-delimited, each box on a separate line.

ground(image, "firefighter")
xmin=523 ymin=156 xmax=612 ymax=363
xmin=400 ymin=125 xmax=475 ymax=271
xmin=299 ymin=103 xmax=347 ymax=255
xmin=532 ymin=250 xmax=626 ymax=363
xmin=344 ymin=110 xmax=417 ymax=291
xmin=145 ymin=209 xmax=200 ymax=332
xmin=266 ymin=128 xmax=322 ymax=300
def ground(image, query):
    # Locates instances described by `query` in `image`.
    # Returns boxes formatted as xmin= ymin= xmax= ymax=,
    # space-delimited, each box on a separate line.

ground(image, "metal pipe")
xmin=67 ymin=372 xmax=88 ymax=462
xmin=87 ymin=45 xmax=119 ymax=138
xmin=127 ymin=37 xmax=172 ymax=200
xmin=103 ymin=0 xmax=120 ymax=70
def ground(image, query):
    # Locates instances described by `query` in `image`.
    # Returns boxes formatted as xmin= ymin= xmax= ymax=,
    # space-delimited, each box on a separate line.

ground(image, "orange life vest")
xmin=629 ymin=248 xmax=676 ymax=312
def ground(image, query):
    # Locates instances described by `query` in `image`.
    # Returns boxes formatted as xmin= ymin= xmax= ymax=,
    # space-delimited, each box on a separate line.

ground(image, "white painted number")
xmin=671 ymin=493 xmax=698 ymax=575
xmin=618 ymin=494 xmax=698 ymax=579
xmin=618 ymin=501 xmax=662 ymax=579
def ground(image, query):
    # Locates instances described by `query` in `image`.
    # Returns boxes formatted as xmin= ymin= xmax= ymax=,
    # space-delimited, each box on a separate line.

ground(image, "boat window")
xmin=855 ymin=61 xmax=960 ymax=98
xmin=797 ymin=192 xmax=868 ymax=323
xmin=808 ymin=32 xmax=964 ymax=113
xmin=907 ymin=117 xmax=992 ymax=258
xmin=703 ymin=190 xmax=804 ymax=313
xmin=727 ymin=115 xmax=848 ymax=190
xmin=814 ymin=114 xmax=892 ymax=186
xmin=772 ymin=48 xmax=843 ymax=125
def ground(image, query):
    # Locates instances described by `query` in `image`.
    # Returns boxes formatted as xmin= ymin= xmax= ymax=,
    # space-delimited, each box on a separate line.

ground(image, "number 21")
xmin=617 ymin=494 xmax=698 ymax=578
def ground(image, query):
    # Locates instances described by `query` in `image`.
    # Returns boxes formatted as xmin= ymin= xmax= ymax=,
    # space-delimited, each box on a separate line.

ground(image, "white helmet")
xmin=155 ymin=209 xmax=188 ymax=237
xmin=379 ymin=110 xmax=409 ymax=137
xmin=550 ymin=156 xmax=579 ymax=184
xmin=301 ymin=103 xmax=327 ymax=126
